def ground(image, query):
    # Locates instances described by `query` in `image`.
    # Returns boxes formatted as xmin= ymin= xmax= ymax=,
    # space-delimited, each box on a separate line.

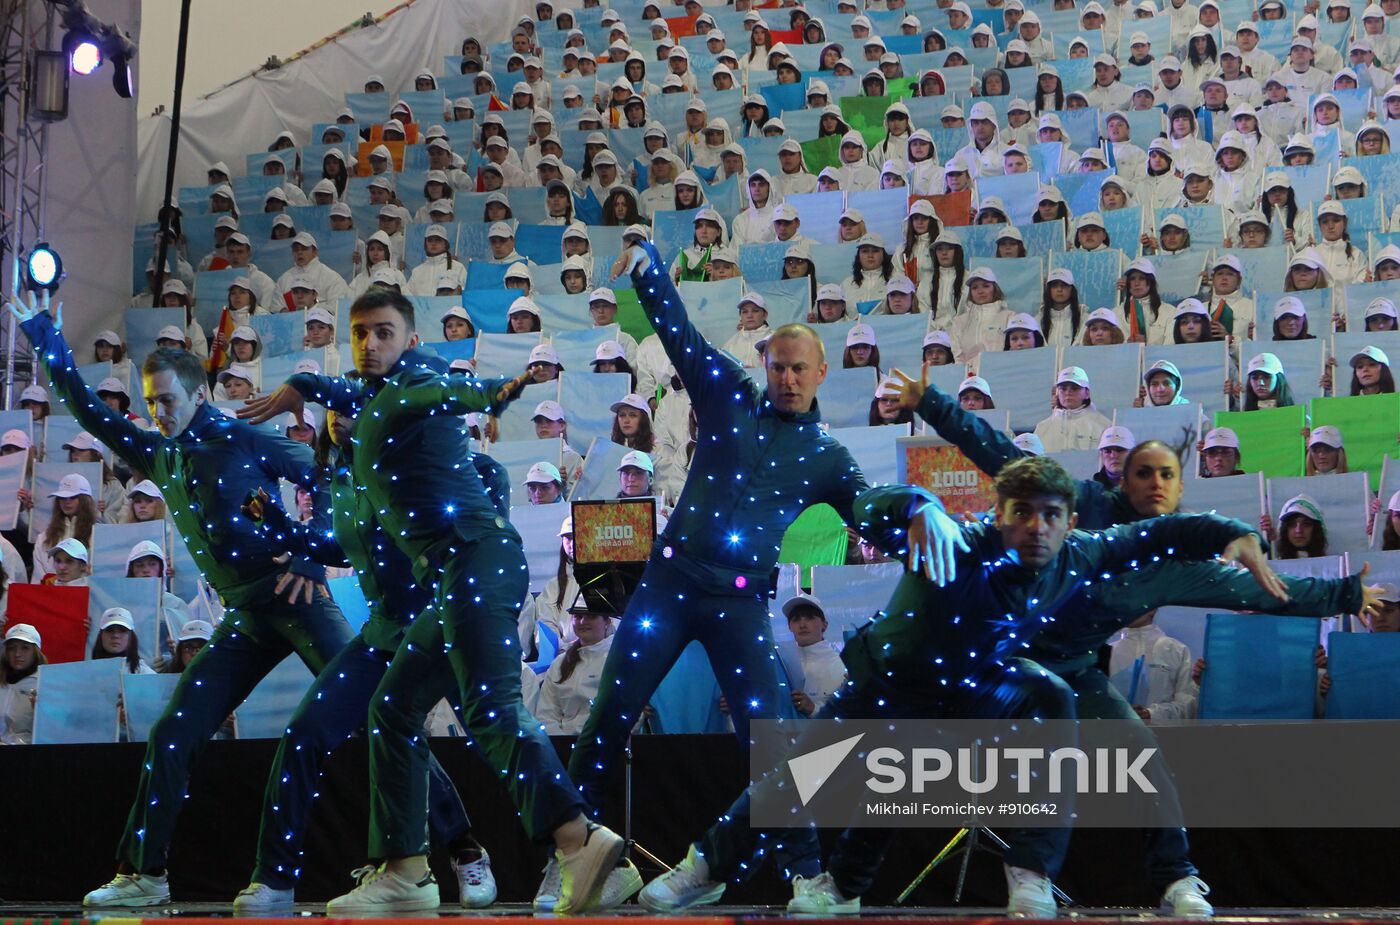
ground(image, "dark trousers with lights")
xmin=367 ymin=532 xmax=585 ymax=858
xmin=697 ymin=658 xmax=1077 ymax=896
xmin=569 ymin=554 xmax=822 ymax=881
xmin=116 ymin=578 xmax=354 ymax=874
xmin=1001 ymin=666 xmax=1197 ymax=894
xmin=252 ymin=629 xmax=473 ymax=890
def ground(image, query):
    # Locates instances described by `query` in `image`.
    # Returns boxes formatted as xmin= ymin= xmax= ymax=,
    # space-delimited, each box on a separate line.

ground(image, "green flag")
xmin=779 ymin=504 xmax=850 ymax=585
xmin=800 ymin=134 xmax=844 ymax=174
xmin=1308 ymin=393 xmax=1400 ymax=481
xmin=1213 ymin=406 xmax=1307 ymax=478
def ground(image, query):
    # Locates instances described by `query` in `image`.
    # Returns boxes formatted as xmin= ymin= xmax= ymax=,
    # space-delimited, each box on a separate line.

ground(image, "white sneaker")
xmin=233 ymin=882 xmax=294 ymax=912
xmin=638 ymin=844 xmax=726 ymax=912
xmin=788 ymin=872 xmax=860 ymax=915
xmin=554 ymin=822 xmax=626 ymax=915
xmin=1161 ymin=875 xmax=1213 ymax=917
xmin=595 ymin=859 xmax=644 ymax=910
xmin=325 ymin=864 xmax=439 ymax=915
xmin=533 ymin=858 xmax=562 ymax=913
xmin=1005 ymin=864 xmax=1057 ymax=918
xmin=83 ymin=872 xmax=170 ymax=907
xmin=452 ymin=851 xmax=497 ymax=908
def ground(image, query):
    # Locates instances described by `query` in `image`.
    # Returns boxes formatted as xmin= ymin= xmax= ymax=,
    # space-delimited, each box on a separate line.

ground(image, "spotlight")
xmin=23 ymin=244 xmax=63 ymax=294
xmin=63 ymin=30 xmax=101 ymax=74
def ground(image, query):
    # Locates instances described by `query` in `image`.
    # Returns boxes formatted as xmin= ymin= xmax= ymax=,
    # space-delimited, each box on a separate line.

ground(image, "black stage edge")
xmin=2 ymin=735 xmax=1396 ymax=907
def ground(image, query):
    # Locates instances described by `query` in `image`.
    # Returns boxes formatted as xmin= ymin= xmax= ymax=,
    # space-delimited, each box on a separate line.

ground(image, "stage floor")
xmin=6 ymin=905 xmax=1400 ymax=922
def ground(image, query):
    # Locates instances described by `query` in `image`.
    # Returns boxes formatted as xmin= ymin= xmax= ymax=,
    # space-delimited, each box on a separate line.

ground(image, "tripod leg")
xmin=895 ymin=827 xmax=970 ymax=905
xmin=952 ymin=826 xmax=978 ymax=903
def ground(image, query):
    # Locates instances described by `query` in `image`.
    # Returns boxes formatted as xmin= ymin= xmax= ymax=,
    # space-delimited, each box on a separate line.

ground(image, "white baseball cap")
xmin=1279 ymin=494 xmax=1324 ymax=522
xmin=63 ymin=431 xmax=102 ymax=453
xmin=96 ymin=377 xmax=128 ymax=396
xmin=1351 ymin=345 xmax=1390 ymax=368
xmin=156 ymin=325 xmax=187 ymax=343
xmin=1012 ymin=433 xmax=1045 ymax=455
xmin=593 ymin=341 xmax=627 ymax=364
xmin=1056 ymin=366 xmax=1090 ymax=388
xmin=528 ymin=344 xmax=561 ymax=367
xmin=532 ymin=400 xmax=566 ymax=421
xmin=50 ymin=473 xmax=93 ymax=498
xmin=1308 ymin=425 xmax=1343 ymax=448
xmin=509 ymin=297 xmax=541 ymax=318
xmin=524 ymin=461 xmax=563 ymax=485
xmin=958 ymin=375 xmax=992 ymax=398
xmin=218 ymin=364 xmax=256 ymax=385
xmin=4 ymin=624 xmax=41 ymax=647
xmin=178 ymin=620 xmax=214 ymax=642
xmin=846 ymin=323 xmax=876 ymax=347
xmin=781 ymin=592 xmax=826 ymax=620
xmin=1202 ymin=428 xmax=1240 ymax=450
xmin=54 ymin=537 xmax=89 ymax=563
xmin=610 ymin=393 xmax=652 ymax=416
xmin=617 ymin=449 xmax=654 ymax=473
xmin=306 ymin=307 xmax=335 ymax=326
xmin=100 ymin=607 xmax=134 ymax=630
xmin=1247 ymin=353 xmax=1283 ymax=377
xmin=126 ymin=481 xmax=163 ymax=502
xmin=19 ymin=385 xmax=47 ymax=404
xmin=1098 ymin=425 xmax=1134 ymax=450
xmin=1 ymin=428 xmax=30 ymax=449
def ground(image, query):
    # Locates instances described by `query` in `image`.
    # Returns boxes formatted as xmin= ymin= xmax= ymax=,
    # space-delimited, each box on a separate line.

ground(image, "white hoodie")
xmin=406 ymin=252 xmax=468 ymax=296
xmin=948 ymin=297 xmax=1012 ymax=362
xmin=1107 ymin=623 xmax=1199 ymax=722
xmin=534 ymin=633 xmax=616 ymax=735
xmin=1033 ymin=402 xmax=1114 ymax=452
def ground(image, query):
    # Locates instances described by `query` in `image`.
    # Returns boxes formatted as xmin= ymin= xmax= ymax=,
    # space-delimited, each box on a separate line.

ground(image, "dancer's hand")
xmin=273 ymin=569 xmax=327 ymax=605
xmin=239 ymin=383 xmax=305 ymax=425
xmin=495 ymin=370 xmax=532 ymax=404
xmin=242 ymin=488 xmax=270 ymax=522
xmin=887 ymin=364 xmax=930 ymax=410
xmin=4 ymin=258 xmax=62 ymax=329
xmin=907 ymin=502 xmax=972 ymax=587
xmin=610 ymin=245 xmax=652 ymax=282
xmin=1221 ymin=533 xmax=1289 ymax=602
xmin=1356 ymin=562 xmax=1385 ymax=629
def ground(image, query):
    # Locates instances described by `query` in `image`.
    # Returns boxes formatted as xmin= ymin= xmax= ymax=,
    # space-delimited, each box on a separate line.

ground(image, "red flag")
xmin=7 ymin=584 xmax=90 ymax=664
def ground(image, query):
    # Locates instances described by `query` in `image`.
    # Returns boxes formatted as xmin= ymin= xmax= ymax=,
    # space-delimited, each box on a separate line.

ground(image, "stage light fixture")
xmin=63 ymin=29 xmax=101 ymax=74
xmin=23 ymin=244 xmax=63 ymax=294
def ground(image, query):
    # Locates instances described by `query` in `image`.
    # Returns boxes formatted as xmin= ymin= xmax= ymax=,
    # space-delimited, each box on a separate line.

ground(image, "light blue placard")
xmin=1199 ymin=613 xmax=1321 ymax=721
xmin=1062 ymin=342 xmax=1143 ymax=412
xmin=1045 ymin=448 xmax=1100 ymax=481
xmin=1281 ymin=163 xmax=1332 ymax=206
xmin=123 ymin=307 xmax=188 ymax=370
xmin=1054 ymin=171 xmax=1110 ymax=219
xmin=249 ymin=311 xmax=306 ymax=359
xmin=827 ymin=425 xmax=903 ymax=487
xmin=1151 ymin=250 xmax=1209 ymax=304
xmin=233 ymin=657 xmax=314 ymax=739
xmin=974 ymin=348 xmax=1059 ymax=432
xmin=811 ymin=242 xmax=860 ymax=284
xmin=648 ymin=640 xmax=727 ymax=734
xmin=785 ymin=191 xmax=846 ymax=245
xmin=1266 ymin=471 xmax=1372 ymax=559
xmin=474 ymin=331 xmax=542 ymax=379
xmin=674 ymin=277 xmax=749 ymax=346
xmin=557 ymin=371 xmax=631 ymax=452
xmin=167 ymin=524 xmax=200 ymax=603
xmin=1332 ymin=331 xmax=1400 ymax=377
xmin=817 ymin=367 xmax=880 ymax=428
xmin=1113 ymin=402 xmax=1203 ymax=475
xmin=42 ymin=415 xmax=101 ymax=465
xmin=1029 ymin=142 xmax=1065 ymax=183
xmin=1232 ymin=246 xmax=1289 ymax=304
xmin=91 ymin=520 xmax=165 ymax=582
xmin=566 ymin=437 xmax=629 ymax=503
xmin=1342 ymin=279 xmax=1400 ymax=331
xmin=846 ymin=188 xmax=915 ymax=254
xmin=534 ymin=293 xmax=594 ymax=333
xmin=489 ymin=380 xmax=556 ymax=447
xmin=33 ymin=658 xmax=123 ymax=744
xmin=0 ymin=452 xmax=25 ymax=532
xmin=1145 ymin=340 xmax=1230 ymax=418
xmin=970 ymin=256 xmax=1042 ymax=307
xmin=516 ymin=224 xmax=567 ymax=266
xmin=1053 ymin=249 xmax=1125 ymax=317
xmin=1099 ymin=206 xmax=1144 ymax=260
xmin=653 ymin=207 xmax=702 ymax=266
xmin=862 ymin=314 xmax=931 ymax=371
xmin=810 ymin=562 xmax=904 ymax=640
xmin=978 ymin=172 xmax=1041 ymax=226
xmin=87 ymin=576 xmax=163 ymax=668
xmin=1253 ymin=288 xmax=1331 ymax=342
xmin=326 ymin=575 xmax=371 ymax=632
xmin=1155 ymin=205 xmax=1226 ymax=249
xmin=749 ymin=277 xmax=813 ymax=328
xmin=485 ymin=438 xmax=565 ymax=494
xmin=1325 ymin=632 xmax=1400 ymax=719
xmin=345 ymin=91 xmax=391 ymax=126
xmin=1240 ymin=337 xmax=1327 ymax=403
xmin=549 ymin=322 xmax=616 ymax=369
xmin=121 ymin=673 xmax=182 ymax=743
xmin=30 ymin=461 xmax=103 ymax=545
xmin=509 ymin=498 xmax=573 ymax=595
